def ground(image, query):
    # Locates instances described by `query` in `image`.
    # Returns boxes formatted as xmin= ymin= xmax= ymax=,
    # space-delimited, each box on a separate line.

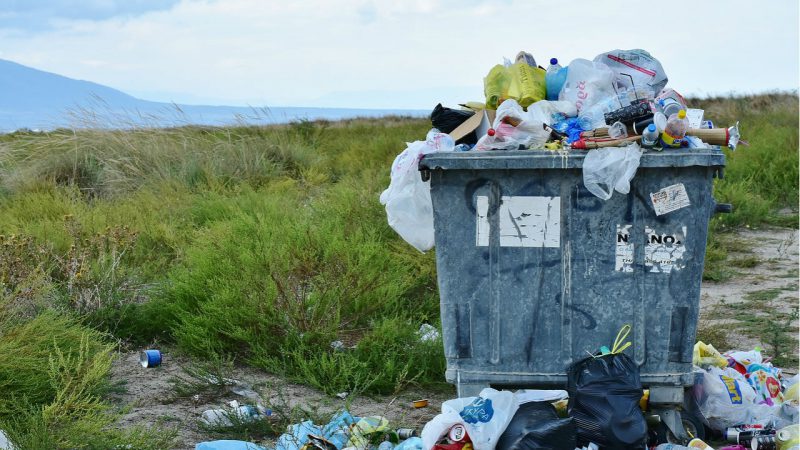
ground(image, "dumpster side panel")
xmin=430 ymin=161 xmax=718 ymax=389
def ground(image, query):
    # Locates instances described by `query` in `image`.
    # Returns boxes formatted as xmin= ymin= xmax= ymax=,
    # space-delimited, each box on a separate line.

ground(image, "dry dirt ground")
xmin=109 ymin=227 xmax=799 ymax=449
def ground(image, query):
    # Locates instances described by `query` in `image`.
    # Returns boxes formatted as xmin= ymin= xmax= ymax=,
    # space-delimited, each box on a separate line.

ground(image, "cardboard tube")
xmin=686 ymin=128 xmax=729 ymax=146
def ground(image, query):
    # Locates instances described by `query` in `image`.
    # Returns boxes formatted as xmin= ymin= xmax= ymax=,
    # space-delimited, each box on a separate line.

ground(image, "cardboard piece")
xmin=449 ymin=109 xmax=496 ymax=143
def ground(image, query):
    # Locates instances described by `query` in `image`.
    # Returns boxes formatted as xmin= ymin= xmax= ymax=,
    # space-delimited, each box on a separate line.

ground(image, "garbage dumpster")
xmin=420 ymin=149 xmax=726 ymax=421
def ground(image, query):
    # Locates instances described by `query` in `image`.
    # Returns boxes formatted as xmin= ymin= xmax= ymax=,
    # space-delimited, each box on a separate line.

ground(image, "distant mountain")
xmin=0 ymin=59 xmax=427 ymax=131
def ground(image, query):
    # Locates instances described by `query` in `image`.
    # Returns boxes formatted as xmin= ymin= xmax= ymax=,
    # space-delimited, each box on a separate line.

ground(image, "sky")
xmin=1 ymin=0 xmax=798 ymax=109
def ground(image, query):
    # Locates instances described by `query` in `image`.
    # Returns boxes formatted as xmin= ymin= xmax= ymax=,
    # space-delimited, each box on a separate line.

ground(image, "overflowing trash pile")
xmin=193 ymin=337 xmax=798 ymax=450
xmin=380 ymin=49 xmax=743 ymax=252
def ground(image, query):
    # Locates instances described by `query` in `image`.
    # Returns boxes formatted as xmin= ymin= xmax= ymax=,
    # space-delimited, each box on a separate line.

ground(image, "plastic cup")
xmin=608 ymin=121 xmax=628 ymax=139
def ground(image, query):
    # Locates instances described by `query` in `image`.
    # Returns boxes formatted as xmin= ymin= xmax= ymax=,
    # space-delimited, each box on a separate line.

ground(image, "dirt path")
xmin=699 ymin=227 xmax=799 ymax=364
xmin=109 ymin=227 xmax=799 ymax=449
xmin=109 ymin=351 xmax=453 ymax=450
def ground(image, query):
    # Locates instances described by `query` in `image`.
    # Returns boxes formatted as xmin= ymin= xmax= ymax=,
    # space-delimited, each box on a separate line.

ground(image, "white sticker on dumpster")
xmin=476 ymin=196 xmax=560 ymax=247
xmin=615 ymin=224 xmax=634 ymax=272
xmin=650 ymin=183 xmax=691 ymax=216
xmin=645 ymin=226 xmax=687 ymax=273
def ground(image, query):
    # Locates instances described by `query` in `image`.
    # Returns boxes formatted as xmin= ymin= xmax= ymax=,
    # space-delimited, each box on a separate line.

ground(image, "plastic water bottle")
xmin=546 ymin=58 xmax=567 ymax=101
xmin=661 ymin=109 xmax=689 ymax=148
xmin=641 ymin=123 xmax=660 ymax=148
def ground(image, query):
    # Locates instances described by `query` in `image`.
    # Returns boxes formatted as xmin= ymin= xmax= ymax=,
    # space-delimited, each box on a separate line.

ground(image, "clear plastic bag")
xmin=693 ymin=366 xmax=776 ymax=430
xmin=379 ymin=130 xmax=454 ymax=252
xmin=558 ymin=59 xmax=616 ymax=113
xmin=594 ymin=49 xmax=668 ymax=96
xmin=582 ymin=144 xmax=643 ymax=200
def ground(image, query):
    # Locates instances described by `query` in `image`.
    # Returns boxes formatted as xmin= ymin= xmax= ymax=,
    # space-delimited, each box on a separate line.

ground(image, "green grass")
xmin=0 ymin=95 xmax=796 ymax=447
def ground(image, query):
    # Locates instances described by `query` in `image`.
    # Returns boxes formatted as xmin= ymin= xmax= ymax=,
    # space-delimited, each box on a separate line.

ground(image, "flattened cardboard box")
xmin=449 ymin=109 xmax=495 ymax=143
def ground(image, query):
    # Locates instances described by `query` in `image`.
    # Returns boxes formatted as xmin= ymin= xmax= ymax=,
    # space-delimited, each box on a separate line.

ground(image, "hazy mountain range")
xmin=0 ymin=59 xmax=428 ymax=132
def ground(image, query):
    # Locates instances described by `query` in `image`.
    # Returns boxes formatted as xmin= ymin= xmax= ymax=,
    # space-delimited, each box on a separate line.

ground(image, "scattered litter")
xmin=336 ymin=392 xmax=349 ymax=399
xmin=139 ymin=349 xmax=162 ymax=368
xmin=412 ymin=399 xmax=428 ymax=409
xmin=195 ymin=441 xmax=266 ymax=450
xmin=0 ymin=430 xmax=14 ymax=450
xmin=230 ymin=381 xmax=261 ymax=400
xmin=200 ymin=400 xmax=271 ymax=428
xmin=418 ymin=324 xmax=440 ymax=342
xmin=330 ymin=340 xmax=345 ymax=351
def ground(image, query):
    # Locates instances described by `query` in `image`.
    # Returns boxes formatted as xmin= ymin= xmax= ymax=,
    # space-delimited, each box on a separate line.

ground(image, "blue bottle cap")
xmin=647 ymin=124 xmax=656 ymax=132
xmin=550 ymin=58 xmax=558 ymax=65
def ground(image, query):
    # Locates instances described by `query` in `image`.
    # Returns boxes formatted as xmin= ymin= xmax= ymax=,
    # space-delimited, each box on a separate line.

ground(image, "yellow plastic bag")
xmin=692 ymin=341 xmax=728 ymax=368
xmin=484 ymin=63 xmax=545 ymax=110
xmin=346 ymin=416 xmax=390 ymax=450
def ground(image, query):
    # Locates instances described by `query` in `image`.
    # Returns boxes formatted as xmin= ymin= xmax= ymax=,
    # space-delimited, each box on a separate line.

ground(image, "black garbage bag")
xmin=566 ymin=353 xmax=647 ymax=449
xmin=430 ymin=104 xmax=477 ymax=144
xmin=496 ymin=401 xmax=576 ymax=450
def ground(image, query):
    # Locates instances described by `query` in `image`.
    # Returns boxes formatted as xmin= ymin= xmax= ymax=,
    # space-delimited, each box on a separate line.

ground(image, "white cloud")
xmin=2 ymin=0 xmax=797 ymax=108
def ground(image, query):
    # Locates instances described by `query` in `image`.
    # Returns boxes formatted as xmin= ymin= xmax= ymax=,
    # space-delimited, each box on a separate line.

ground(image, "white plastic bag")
xmin=379 ymin=130 xmax=454 ymax=252
xmin=558 ymin=59 xmax=616 ymax=113
xmin=525 ymin=100 xmax=578 ymax=125
xmin=582 ymin=144 xmax=643 ymax=200
xmin=695 ymin=366 xmax=780 ymax=430
xmin=474 ymin=99 xmax=549 ymax=151
xmin=593 ymin=49 xmax=668 ymax=96
xmin=422 ymin=388 xmax=518 ymax=450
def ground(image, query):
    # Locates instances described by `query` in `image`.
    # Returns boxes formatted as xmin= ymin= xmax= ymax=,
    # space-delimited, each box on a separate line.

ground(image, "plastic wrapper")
xmin=593 ymin=49 xmax=668 ymax=96
xmin=495 ymin=401 xmax=576 ymax=450
xmin=474 ymin=99 xmax=550 ymax=151
xmin=379 ymin=130 xmax=454 ymax=252
xmin=693 ymin=341 xmax=729 ymax=368
xmin=748 ymin=368 xmax=785 ymax=406
xmin=566 ymin=352 xmax=647 ymax=449
xmin=484 ymin=63 xmax=546 ymax=110
xmin=582 ymin=144 xmax=643 ymax=200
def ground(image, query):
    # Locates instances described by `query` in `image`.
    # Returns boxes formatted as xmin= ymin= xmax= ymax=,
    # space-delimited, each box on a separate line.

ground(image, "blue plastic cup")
xmin=140 ymin=349 xmax=162 ymax=368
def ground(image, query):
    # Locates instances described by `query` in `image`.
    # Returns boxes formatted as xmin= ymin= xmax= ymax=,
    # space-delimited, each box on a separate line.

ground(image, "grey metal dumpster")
xmin=420 ymin=149 xmax=726 ymax=404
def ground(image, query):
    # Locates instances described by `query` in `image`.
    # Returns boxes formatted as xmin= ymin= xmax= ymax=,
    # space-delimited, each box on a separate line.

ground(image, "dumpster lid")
xmin=420 ymin=149 xmax=725 ymax=171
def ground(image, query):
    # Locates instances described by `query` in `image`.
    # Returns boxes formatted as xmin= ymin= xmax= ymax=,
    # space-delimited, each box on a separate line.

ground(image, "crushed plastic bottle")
xmin=545 ymin=58 xmax=567 ymax=101
xmin=200 ymin=403 xmax=270 ymax=427
xmin=661 ymin=109 xmax=689 ymax=148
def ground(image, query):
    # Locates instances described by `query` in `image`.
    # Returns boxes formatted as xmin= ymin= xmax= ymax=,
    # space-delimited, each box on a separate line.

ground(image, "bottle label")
xmin=661 ymin=131 xmax=685 ymax=148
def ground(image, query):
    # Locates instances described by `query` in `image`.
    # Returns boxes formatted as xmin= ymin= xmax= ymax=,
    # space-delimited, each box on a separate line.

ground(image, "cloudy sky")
xmin=1 ymin=0 xmax=798 ymax=109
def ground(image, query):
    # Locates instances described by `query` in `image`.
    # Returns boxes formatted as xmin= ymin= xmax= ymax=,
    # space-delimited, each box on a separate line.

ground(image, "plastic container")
xmin=545 ymin=58 xmax=567 ymax=101
xmin=641 ymin=124 xmax=660 ymax=148
xmin=662 ymin=110 xmax=689 ymax=148
xmin=420 ymin=148 xmax=727 ymax=398
xmin=607 ymin=121 xmax=628 ymax=139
